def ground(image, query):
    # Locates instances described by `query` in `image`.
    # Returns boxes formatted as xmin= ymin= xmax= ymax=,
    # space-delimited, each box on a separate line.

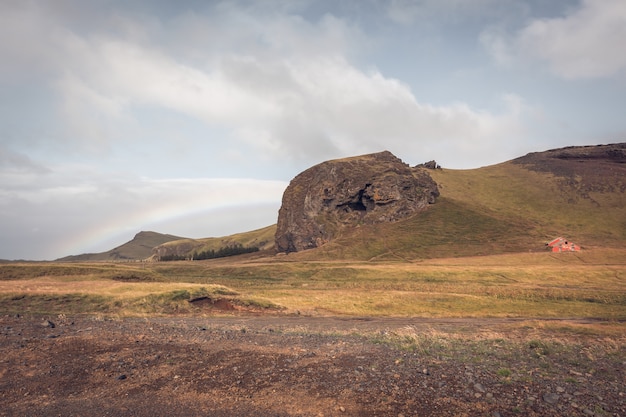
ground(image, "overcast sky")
xmin=1 ymin=0 xmax=625 ymax=260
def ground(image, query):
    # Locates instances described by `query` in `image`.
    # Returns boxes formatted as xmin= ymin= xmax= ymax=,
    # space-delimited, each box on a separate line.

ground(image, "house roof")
xmin=547 ymin=237 xmax=565 ymax=247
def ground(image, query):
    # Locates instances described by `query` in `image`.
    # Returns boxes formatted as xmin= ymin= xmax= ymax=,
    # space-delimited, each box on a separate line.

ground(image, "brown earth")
xmin=1 ymin=314 xmax=624 ymax=417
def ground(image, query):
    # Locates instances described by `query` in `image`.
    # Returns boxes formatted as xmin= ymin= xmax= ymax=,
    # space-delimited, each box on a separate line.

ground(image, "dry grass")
xmin=0 ymin=267 xmax=278 ymax=316
xmin=429 ymin=164 xmax=626 ymax=246
xmin=157 ymin=224 xmax=277 ymax=255
xmin=1 ymin=248 xmax=624 ymax=319
xmin=0 ymin=277 xmax=226 ymax=299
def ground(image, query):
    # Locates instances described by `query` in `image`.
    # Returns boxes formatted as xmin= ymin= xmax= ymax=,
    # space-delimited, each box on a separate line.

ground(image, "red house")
xmin=546 ymin=237 xmax=581 ymax=252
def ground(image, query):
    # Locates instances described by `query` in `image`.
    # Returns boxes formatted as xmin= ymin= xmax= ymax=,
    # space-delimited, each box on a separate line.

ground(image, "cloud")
xmin=55 ymin=26 xmax=528 ymax=169
xmin=0 ymin=146 xmax=50 ymax=176
xmin=225 ymin=56 xmax=529 ymax=167
xmin=386 ymin=0 xmax=519 ymax=25
xmin=1 ymin=1 xmax=530 ymax=170
xmin=0 ymin=2 xmax=55 ymax=81
xmin=0 ymin=0 xmax=549 ymax=259
xmin=482 ymin=0 xmax=626 ymax=79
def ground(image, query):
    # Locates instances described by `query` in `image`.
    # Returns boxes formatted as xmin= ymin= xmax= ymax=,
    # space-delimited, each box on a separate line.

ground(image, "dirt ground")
xmin=1 ymin=314 xmax=624 ymax=417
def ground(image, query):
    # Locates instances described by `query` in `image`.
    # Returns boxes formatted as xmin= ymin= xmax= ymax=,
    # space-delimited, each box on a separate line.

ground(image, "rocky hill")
xmin=281 ymin=142 xmax=625 ymax=261
xmin=57 ymin=143 xmax=625 ymax=261
xmin=274 ymin=151 xmax=439 ymax=253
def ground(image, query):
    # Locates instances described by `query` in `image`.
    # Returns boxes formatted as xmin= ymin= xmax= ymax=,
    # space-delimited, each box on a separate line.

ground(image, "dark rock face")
xmin=512 ymin=142 xmax=626 ymax=197
xmin=416 ymin=160 xmax=441 ymax=169
xmin=275 ymin=151 xmax=440 ymax=253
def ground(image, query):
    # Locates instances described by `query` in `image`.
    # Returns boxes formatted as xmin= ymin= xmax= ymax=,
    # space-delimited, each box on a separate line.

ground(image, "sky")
xmin=1 ymin=0 xmax=625 ymax=260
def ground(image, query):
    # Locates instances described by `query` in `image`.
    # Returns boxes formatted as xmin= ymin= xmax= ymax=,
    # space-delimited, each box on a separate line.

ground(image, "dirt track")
xmin=1 ymin=314 xmax=624 ymax=416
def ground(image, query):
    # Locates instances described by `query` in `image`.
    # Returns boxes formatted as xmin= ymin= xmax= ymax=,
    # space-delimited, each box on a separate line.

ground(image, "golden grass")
xmin=2 ymin=248 xmax=623 ymax=319
xmin=158 ymin=224 xmax=276 ymax=254
xmin=0 ymin=267 xmax=267 ymax=316
xmin=0 ymin=277 xmax=226 ymax=299
xmin=514 ymin=319 xmax=626 ymax=339
xmin=429 ymin=164 xmax=626 ymax=246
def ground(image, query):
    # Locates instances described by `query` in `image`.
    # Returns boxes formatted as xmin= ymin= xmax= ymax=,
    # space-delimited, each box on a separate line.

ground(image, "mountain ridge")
xmin=57 ymin=142 xmax=625 ymax=261
xmin=56 ymin=231 xmax=184 ymax=262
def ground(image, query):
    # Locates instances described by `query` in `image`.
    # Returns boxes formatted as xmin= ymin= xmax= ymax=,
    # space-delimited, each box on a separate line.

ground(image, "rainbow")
xmin=56 ymin=178 xmax=287 ymax=257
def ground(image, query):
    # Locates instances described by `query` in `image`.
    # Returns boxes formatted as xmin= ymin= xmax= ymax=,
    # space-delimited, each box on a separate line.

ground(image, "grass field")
xmin=1 ymin=248 xmax=624 ymax=321
xmin=2 ymin=151 xmax=624 ymax=323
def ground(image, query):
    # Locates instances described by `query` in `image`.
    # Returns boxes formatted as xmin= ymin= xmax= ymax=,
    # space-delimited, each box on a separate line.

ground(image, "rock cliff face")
xmin=275 ymin=151 xmax=439 ymax=253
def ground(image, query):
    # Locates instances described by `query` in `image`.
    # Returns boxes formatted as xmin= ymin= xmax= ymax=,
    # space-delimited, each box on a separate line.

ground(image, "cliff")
xmin=275 ymin=151 xmax=439 ymax=253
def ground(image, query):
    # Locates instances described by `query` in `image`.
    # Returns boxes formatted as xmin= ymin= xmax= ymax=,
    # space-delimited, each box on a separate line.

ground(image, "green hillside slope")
xmin=152 ymin=225 xmax=276 ymax=260
xmin=430 ymin=161 xmax=626 ymax=247
xmin=285 ymin=144 xmax=625 ymax=261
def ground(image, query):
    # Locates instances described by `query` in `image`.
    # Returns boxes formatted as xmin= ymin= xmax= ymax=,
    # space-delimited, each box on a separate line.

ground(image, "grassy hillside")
xmin=285 ymin=149 xmax=625 ymax=261
xmin=152 ymin=225 xmax=276 ymax=259
xmin=430 ymin=161 xmax=626 ymax=247
xmin=57 ymin=144 xmax=625 ymax=262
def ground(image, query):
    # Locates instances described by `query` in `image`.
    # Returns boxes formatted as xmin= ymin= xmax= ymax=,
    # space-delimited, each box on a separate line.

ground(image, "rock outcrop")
xmin=275 ymin=151 xmax=440 ymax=253
xmin=416 ymin=160 xmax=441 ymax=169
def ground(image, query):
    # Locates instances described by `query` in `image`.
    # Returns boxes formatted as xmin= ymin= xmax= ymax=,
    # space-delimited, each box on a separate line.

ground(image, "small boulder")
xmin=41 ymin=320 xmax=55 ymax=329
xmin=543 ymin=392 xmax=560 ymax=404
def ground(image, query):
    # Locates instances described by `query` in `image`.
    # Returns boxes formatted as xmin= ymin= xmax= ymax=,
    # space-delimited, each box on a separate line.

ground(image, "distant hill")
xmin=151 ymin=225 xmax=276 ymax=260
xmin=56 ymin=231 xmax=184 ymax=261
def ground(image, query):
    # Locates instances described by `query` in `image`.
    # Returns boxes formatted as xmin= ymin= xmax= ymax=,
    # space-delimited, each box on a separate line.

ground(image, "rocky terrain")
xmin=275 ymin=151 xmax=439 ymax=253
xmin=513 ymin=143 xmax=626 ymax=196
xmin=1 ymin=314 xmax=623 ymax=416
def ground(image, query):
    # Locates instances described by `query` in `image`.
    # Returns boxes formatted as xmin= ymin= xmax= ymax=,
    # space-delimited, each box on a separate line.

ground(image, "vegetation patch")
xmin=110 ymin=273 xmax=155 ymax=282
xmin=0 ymin=293 xmax=113 ymax=315
xmin=366 ymin=324 xmax=625 ymax=389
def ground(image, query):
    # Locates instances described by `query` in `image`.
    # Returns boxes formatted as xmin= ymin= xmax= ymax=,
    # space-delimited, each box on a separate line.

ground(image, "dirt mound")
xmin=188 ymin=297 xmax=236 ymax=311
